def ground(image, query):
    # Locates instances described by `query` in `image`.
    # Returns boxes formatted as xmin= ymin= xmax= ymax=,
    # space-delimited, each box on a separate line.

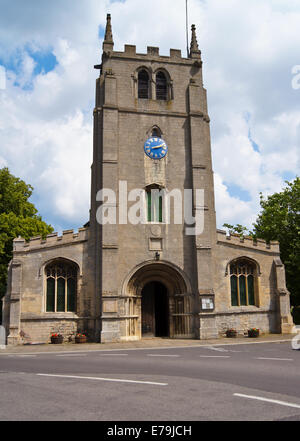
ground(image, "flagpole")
xmin=186 ymin=0 xmax=189 ymax=57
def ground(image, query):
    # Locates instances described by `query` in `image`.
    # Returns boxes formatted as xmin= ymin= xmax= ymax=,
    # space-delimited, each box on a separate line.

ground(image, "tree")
xmin=223 ymin=178 xmax=300 ymax=323
xmin=252 ymin=178 xmax=300 ymax=314
xmin=223 ymin=223 xmax=251 ymax=238
xmin=0 ymin=168 xmax=53 ymax=320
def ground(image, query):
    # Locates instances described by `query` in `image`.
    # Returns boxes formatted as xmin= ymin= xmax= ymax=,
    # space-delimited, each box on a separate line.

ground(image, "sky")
xmin=0 ymin=0 xmax=299 ymax=234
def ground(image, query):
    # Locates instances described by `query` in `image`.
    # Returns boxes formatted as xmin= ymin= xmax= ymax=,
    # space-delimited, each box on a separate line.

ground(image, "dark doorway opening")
xmin=141 ymin=281 xmax=169 ymax=337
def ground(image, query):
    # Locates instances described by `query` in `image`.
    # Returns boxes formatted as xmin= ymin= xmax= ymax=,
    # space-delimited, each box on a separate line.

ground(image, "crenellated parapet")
xmin=100 ymin=13 xmax=199 ymax=65
xmin=217 ymin=229 xmax=280 ymax=253
xmin=105 ymin=45 xmax=199 ymax=66
xmin=13 ymin=227 xmax=88 ymax=252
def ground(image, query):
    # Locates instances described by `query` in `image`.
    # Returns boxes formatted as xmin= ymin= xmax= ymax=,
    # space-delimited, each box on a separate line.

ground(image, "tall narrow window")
xmin=146 ymin=188 xmax=163 ymax=223
xmin=156 ymin=71 xmax=168 ymax=100
xmin=138 ymin=70 xmax=150 ymax=99
xmin=45 ymin=260 xmax=77 ymax=312
xmin=230 ymin=276 xmax=238 ymax=306
xmin=229 ymin=259 xmax=257 ymax=307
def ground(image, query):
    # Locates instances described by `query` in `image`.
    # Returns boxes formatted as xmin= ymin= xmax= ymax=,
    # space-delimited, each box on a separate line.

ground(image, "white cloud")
xmin=214 ymin=174 xmax=256 ymax=229
xmin=0 ymin=0 xmax=299 ymax=232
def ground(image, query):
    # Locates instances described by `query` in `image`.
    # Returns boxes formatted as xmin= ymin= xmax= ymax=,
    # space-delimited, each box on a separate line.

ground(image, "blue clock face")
xmin=144 ymin=137 xmax=168 ymax=160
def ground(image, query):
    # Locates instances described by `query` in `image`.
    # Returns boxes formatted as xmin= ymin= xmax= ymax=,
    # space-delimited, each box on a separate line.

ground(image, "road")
xmin=0 ymin=340 xmax=299 ymax=421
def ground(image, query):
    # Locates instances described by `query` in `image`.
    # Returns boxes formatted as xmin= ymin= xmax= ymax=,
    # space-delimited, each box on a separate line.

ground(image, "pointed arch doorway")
xmin=141 ymin=281 xmax=169 ymax=337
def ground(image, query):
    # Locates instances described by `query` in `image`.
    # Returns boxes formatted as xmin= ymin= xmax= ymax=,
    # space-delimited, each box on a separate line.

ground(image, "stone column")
xmin=6 ymin=260 xmax=22 ymax=345
xmin=274 ymin=258 xmax=296 ymax=334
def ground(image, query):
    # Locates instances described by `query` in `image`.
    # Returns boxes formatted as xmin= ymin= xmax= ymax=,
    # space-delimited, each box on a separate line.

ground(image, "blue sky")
xmin=0 ymin=0 xmax=299 ymax=233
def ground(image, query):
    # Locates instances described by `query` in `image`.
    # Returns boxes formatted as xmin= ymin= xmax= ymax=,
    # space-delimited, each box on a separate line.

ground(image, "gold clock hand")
xmin=151 ymin=143 xmax=165 ymax=149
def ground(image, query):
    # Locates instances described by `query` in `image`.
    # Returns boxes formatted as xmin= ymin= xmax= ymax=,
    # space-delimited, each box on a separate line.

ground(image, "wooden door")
xmin=141 ymin=284 xmax=155 ymax=336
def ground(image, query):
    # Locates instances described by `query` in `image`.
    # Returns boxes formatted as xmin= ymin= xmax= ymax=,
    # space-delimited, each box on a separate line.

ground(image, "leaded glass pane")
xmin=46 ymin=278 xmax=55 ymax=312
xmin=239 ymin=275 xmax=247 ymax=305
xmin=67 ymin=278 xmax=76 ymax=312
xmin=231 ymin=276 xmax=238 ymax=306
xmin=57 ymin=278 xmax=65 ymax=312
xmin=147 ymin=191 xmax=152 ymax=222
xmin=230 ymin=264 xmax=237 ymax=275
xmin=158 ymin=195 xmax=163 ymax=223
xmin=248 ymin=275 xmax=255 ymax=305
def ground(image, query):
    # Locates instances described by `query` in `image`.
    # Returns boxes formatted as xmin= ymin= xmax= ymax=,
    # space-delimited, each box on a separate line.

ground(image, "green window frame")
xmin=230 ymin=259 xmax=257 ymax=307
xmin=46 ymin=261 xmax=77 ymax=313
xmin=146 ymin=189 xmax=163 ymax=223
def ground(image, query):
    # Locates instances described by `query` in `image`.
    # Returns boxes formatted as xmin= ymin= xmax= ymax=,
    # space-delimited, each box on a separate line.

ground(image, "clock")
xmin=144 ymin=137 xmax=168 ymax=160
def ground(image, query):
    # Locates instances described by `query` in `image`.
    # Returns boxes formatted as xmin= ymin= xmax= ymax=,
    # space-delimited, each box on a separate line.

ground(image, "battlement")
xmin=121 ymin=45 xmax=182 ymax=59
xmin=217 ymin=229 xmax=280 ymax=253
xmin=105 ymin=45 xmax=199 ymax=65
xmin=13 ymin=227 xmax=88 ymax=252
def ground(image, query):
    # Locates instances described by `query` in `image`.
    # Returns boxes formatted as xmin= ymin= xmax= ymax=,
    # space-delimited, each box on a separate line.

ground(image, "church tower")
xmin=88 ymin=14 xmax=218 ymax=342
xmin=3 ymin=14 xmax=294 ymax=346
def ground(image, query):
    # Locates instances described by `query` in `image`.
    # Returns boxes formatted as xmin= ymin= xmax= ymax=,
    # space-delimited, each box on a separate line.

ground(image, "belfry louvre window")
xmin=138 ymin=70 xmax=150 ymax=99
xmin=230 ymin=259 xmax=257 ymax=306
xmin=156 ymin=71 xmax=168 ymax=100
xmin=46 ymin=260 xmax=77 ymax=312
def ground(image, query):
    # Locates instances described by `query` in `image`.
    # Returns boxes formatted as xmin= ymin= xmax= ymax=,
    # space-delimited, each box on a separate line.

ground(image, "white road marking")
xmin=98 ymin=354 xmax=128 ymax=356
xmin=207 ymin=346 xmax=229 ymax=352
xmin=234 ymin=393 xmax=300 ymax=409
xmin=56 ymin=354 xmax=87 ymax=357
xmin=10 ymin=355 xmax=37 ymax=358
xmin=147 ymin=354 xmax=180 ymax=357
xmin=199 ymin=355 xmax=230 ymax=358
xmin=255 ymin=357 xmax=294 ymax=361
xmin=36 ymin=373 xmax=168 ymax=386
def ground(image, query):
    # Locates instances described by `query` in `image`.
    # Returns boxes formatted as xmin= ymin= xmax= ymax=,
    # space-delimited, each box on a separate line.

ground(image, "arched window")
xmin=138 ymin=70 xmax=150 ymax=99
xmin=156 ymin=71 xmax=168 ymax=100
xmin=230 ymin=259 xmax=257 ymax=307
xmin=45 ymin=260 xmax=77 ymax=312
xmin=145 ymin=186 xmax=164 ymax=223
xmin=151 ymin=127 xmax=161 ymax=137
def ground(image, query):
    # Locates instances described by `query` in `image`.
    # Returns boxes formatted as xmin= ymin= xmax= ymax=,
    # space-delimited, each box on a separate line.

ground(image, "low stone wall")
xmin=19 ymin=318 xmax=78 ymax=344
xmin=215 ymin=310 xmax=279 ymax=337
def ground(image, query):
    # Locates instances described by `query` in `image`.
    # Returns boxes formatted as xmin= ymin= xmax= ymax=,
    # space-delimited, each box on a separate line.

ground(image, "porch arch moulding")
xmin=121 ymin=260 xmax=193 ymax=298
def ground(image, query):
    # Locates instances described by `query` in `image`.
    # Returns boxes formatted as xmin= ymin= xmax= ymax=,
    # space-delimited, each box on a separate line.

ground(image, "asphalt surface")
xmin=0 ymin=339 xmax=299 ymax=421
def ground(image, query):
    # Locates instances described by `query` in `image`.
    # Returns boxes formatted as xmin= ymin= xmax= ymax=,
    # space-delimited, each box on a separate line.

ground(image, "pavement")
xmin=0 ymin=333 xmax=298 ymax=355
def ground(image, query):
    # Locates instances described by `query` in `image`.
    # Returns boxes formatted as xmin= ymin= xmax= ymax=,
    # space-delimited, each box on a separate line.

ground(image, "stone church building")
xmin=2 ymin=15 xmax=295 ymax=345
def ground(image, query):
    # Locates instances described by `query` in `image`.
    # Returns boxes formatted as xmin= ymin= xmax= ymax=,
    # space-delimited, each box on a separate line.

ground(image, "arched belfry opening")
xmin=122 ymin=262 xmax=194 ymax=339
xmin=151 ymin=126 xmax=162 ymax=138
xmin=138 ymin=69 xmax=150 ymax=99
xmin=156 ymin=71 xmax=168 ymax=100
